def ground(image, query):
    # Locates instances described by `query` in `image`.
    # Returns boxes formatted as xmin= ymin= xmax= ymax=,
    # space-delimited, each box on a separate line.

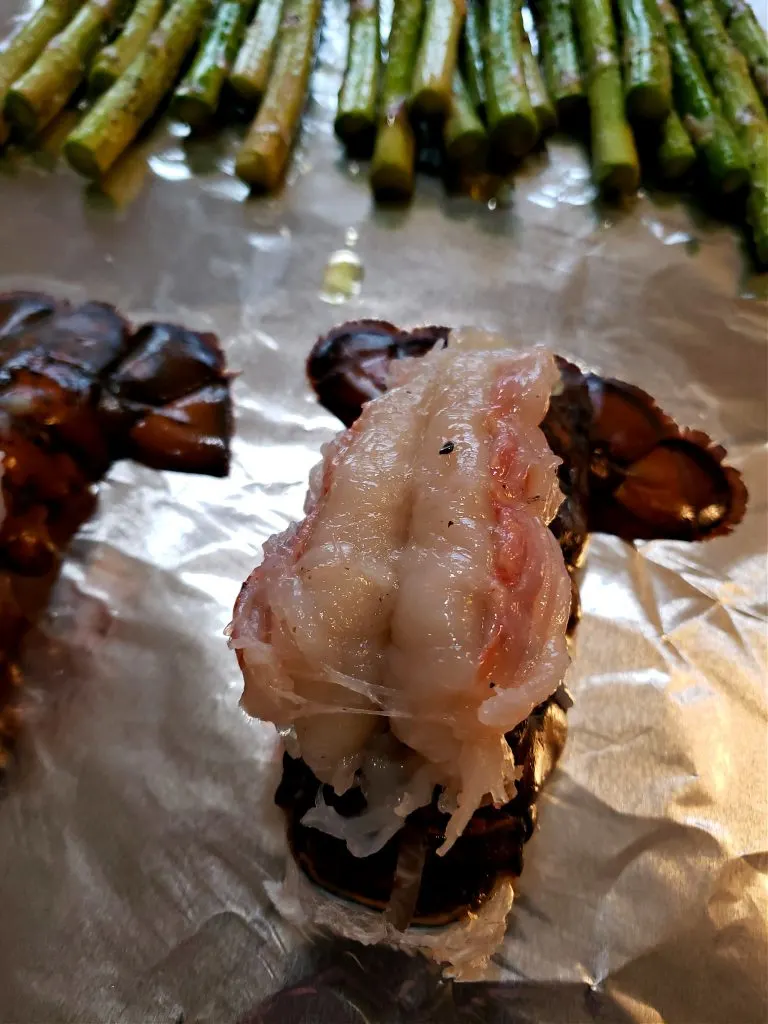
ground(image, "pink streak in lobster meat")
xmin=229 ymin=328 xmax=571 ymax=853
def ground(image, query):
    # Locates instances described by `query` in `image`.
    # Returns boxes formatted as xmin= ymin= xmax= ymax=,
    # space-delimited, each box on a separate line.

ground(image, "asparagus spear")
xmin=572 ymin=0 xmax=640 ymax=194
xmin=677 ymin=0 xmax=764 ymax=133
xmin=678 ymin=0 xmax=768 ymax=261
xmin=656 ymin=0 xmax=748 ymax=194
xmin=5 ymin=0 xmax=121 ymax=139
xmin=89 ymin=0 xmax=165 ymax=95
xmin=483 ymin=0 xmax=538 ymax=158
xmin=656 ymin=108 xmax=695 ymax=179
xmin=535 ymin=0 xmax=584 ymax=119
xmin=228 ymin=0 xmax=283 ymax=105
xmin=714 ymin=0 xmax=768 ymax=102
xmin=461 ymin=0 xmax=485 ymax=113
xmin=0 ymin=0 xmax=84 ymax=145
xmin=443 ymin=67 xmax=486 ymax=165
xmin=746 ymin=130 xmax=768 ymax=263
xmin=614 ymin=0 xmax=671 ymax=121
xmin=518 ymin=6 xmax=556 ymax=134
xmin=234 ymin=0 xmax=322 ymax=190
xmin=335 ymin=0 xmax=380 ymax=148
xmin=172 ymin=0 xmax=252 ymax=127
xmin=410 ymin=0 xmax=465 ymax=116
xmin=64 ymin=0 xmax=210 ymax=178
xmin=370 ymin=0 xmax=423 ymax=200
xmin=32 ymin=106 xmax=80 ymax=166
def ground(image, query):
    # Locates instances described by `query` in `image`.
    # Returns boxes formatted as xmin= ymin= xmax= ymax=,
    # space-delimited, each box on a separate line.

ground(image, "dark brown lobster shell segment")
xmin=277 ymin=319 xmax=749 ymax=928
xmin=0 ymin=290 xmax=235 ymax=771
xmin=276 ymin=694 xmax=569 ymax=926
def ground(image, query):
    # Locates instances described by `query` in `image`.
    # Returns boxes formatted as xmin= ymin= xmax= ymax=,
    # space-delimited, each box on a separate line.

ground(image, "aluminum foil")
xmin=0 ymin=0 xmax=766 ymax=1019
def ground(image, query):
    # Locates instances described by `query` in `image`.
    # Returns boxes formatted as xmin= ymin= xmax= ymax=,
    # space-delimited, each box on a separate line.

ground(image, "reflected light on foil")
xmin=149 ymin=150 xmax=192 ymax=182
xmin=248 ymin=227 xmax=291 ymax=252
xmin=528 ymin=168 xmax=597 ymax=209
xmin=643 ymin=217 xmax=697 ymax=248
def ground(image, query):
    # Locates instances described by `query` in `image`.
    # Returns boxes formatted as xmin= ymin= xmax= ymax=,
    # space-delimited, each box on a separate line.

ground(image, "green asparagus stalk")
xmin=677 ymin=0 xmax=764 ymax=133
xmin=483 ymin=0 xmax=538 ymax=158
xmin=678 ymin=0 xmax=768 ymax=261
xmin=410 ymin=0 xmax=465 ymax=116
xmin=370 ymin=108 xmax=415 ymax=196
xmin=64 ymin=0 xmax=210 ymax=178
xmin=443 ymin=67 xmax=486 ymax=164
xmin=461 ymin=0 xmax=485 ymax=113
xmin=234 ymin=0 xmax=322 ymax=190
xmin=335 ymin=0 xmax=380 ymax=147
xmin=5 ymin=0 xmax=121 ymax=139
xmin=89 ymin=0 xmax=165 ymax=95
xmin=656 ymin=0 xmax=748 ymax=194
xmin=614 ymin=0 xmax=671 ymax=121
xmin=88 ymin=139 xmax=151 ymax=205
xmin=535 ymin=0 xmax=584 ymax=119
xmin=228 ymin=0 xmax=283 ymax=105
xmin=30 ymin=106 xmax=80 ymax=167
xmin=370 ymin=0 xmax=423 ymax=200
xmin=518 ymin=7 xmax=556 ymax=134
xmin=746 ymin=129 xmax=768 ymax=263
xmin=572 ymin=0 xmax=640 ymax=193
xmin=172 ymin=0 xmax=252 ymax=127
xmin=656 ymin=108 xmax=695 ymax=179
xmin=714 ymin=0 xmax=768 ymax=102
xmin=0 ymin=0 xmax=85 ymax=145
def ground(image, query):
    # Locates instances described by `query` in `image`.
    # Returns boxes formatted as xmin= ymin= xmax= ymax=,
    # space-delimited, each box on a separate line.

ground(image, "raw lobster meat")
xmin=258 ymin=319 xmax=746 ymax=934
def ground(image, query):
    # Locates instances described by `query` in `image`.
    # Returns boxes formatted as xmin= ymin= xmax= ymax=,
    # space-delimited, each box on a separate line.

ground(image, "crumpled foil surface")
xmin=0 ymin=0 xmax=766 ymax=1020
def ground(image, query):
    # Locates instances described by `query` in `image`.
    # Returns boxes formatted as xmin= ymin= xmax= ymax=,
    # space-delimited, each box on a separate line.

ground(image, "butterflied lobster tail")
xmin=0 ymin=291 xmax=234 ymax=771
xmin=260 ymin=320 xmax=746 ymax=945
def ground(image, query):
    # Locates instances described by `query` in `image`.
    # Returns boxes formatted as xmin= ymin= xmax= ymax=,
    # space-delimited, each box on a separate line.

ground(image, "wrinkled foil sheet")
xmin=0 ymin=0 xmax=766 ymax=1019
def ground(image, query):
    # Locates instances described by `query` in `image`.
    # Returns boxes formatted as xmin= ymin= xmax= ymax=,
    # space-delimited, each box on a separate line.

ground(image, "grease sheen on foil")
xmin=0 ymin=0 xmax=766 ymax=1018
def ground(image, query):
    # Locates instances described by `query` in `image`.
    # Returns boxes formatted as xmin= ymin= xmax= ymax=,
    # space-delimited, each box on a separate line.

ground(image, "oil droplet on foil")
xmin=320 ymin=248 xmax=364 ymax=305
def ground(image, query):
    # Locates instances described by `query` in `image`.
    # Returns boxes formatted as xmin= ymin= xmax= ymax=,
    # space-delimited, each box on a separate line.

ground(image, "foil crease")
xmin=0 ymin=0 xmax=766 ymax=1019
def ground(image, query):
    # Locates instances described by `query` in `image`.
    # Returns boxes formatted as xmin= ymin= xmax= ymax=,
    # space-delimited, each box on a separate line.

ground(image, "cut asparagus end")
xmin=334 ymin=110 xmax=375 ymax=143
xmin=658 ymin=149 xmax=695 ymax=180
xmin=371 ymin=161 xmax=416 ymax=200
xmin=655 ymin=110 xmax=697 ymax=180
xmin=235 ymin=137 xmax=287 ymax=191
xmin=627 ymin=81 xmax=673 ymax=122
xmin=3 ymin=90 xmax=39 ymax=139
xmin=659 ymin=154 xmax=693 ymax=180
xmin=89 ymin=64 xmax=120 ymax=97
xmin=445 ymin=127 xmax=487 ymax=166
xmin=489 ymin=112 xmax=539 ymax=159
xmin=371 ymin=116 xmax=416 ymax=200
xmin=411 ymin=85 xmax=451 ymax=118
xmin=720 ymin=166 xmax=750 ymax=194
xmin=228 ymin=73 xmax=263 ymax=107
xmin=64 ymin=136 xmax=106 ymax=179
xmin=171 ymin=89 xmax=215 ymax=129
xmin=598 ymin=158 xmax=641 ymax=195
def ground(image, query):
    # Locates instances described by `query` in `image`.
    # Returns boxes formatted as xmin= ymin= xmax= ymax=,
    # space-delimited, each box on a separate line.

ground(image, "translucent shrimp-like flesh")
xmin=229 ymin=329 xmax=571 ymax=853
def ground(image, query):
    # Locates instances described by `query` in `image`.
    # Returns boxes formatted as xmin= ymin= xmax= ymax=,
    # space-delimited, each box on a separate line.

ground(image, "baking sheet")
xmin=0 ymin=0 xmax=766 ymax=1019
